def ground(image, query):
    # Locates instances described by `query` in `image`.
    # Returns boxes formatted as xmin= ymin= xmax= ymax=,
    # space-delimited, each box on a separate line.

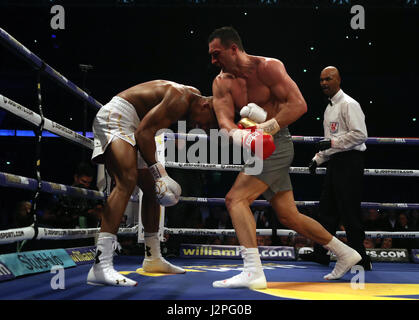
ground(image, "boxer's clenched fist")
xmin=231 ymin=128 xmax=275 ymax=160
xmin=240 ymin=103 xmax=280 ymax=135
xmin=148 ymin=162 xmax=181 ymax=206
xmin=239 ymin=103 xmax=267 ymax=123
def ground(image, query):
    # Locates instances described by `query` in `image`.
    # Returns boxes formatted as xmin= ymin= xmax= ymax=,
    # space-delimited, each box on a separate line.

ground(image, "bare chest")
xmin=230 ymin=77 xmax=271 ymax=111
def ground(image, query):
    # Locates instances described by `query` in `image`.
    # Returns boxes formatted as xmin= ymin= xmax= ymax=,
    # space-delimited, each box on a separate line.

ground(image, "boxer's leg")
xmin=270 ymin=190 xmax=332 ymax=245
xmin=87 ymin=139 xmax=138 ymax=286
xmin=271 ymin=190 xmax=361 ymax=280
xmin=137 ymin=168 xmax=185 ymax=274
xmin=225 ymin=173 xmax=269 ymax=248
xmin=213 ymin=173 xmax=268 ymax=289
xmin=100 ymin=139 xmax=138 ymax=234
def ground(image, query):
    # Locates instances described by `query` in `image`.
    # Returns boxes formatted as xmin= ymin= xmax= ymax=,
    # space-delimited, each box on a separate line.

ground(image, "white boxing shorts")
xmin=91 ymin=96 xmax=147 ymax=169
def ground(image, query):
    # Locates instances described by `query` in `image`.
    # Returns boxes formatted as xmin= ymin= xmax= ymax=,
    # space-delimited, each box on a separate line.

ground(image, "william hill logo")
xmin=180 ymin=244 xmax=295 ymax=261
xmin=66 ymin=247 xmax=96 ymax=265
xmin=70 ymin=250 xmax=95 ymax=263
xmin=181 ymin=245 xmax=241 ymax=259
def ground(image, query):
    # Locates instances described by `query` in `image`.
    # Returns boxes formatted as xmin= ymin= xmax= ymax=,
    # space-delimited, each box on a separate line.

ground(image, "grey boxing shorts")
xmin=244 ymin=127 xmax=294 ymax=201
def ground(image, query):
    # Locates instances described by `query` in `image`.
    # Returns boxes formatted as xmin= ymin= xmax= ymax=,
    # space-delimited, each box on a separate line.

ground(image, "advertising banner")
xmin=180 ymin=244 xmax=295 ymax=261
xmin=0 ymin=249 xmax=76 ymax=277
xmin=0 ymin=262 xmax=15 ymax=282
xmin=65 ymin=246 xmax=96 ymax=265
xmin=411 ymin=249 xmax=419 ymax=263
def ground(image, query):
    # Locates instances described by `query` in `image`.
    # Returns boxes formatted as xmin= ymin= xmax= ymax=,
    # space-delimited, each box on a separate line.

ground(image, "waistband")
xmin=111 ymin=96 xmax=136 ymax=110
xmin=272 ymin=127 xmax=291 ymax=138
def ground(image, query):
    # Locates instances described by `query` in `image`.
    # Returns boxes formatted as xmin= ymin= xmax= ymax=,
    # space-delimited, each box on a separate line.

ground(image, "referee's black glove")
xmin=308 ymin=160 xmax=318 ymax=175
xmin=316 ymin=139 xmax=332 ymax=152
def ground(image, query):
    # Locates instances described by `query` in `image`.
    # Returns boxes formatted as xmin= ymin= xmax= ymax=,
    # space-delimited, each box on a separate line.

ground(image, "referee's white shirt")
xmin=313 ymin=89 xmax=368 ymax=165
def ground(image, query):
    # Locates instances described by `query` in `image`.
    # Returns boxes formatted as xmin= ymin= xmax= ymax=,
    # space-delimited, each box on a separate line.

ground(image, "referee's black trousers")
xmin=314 ymin=150 xmax=367 ymax=259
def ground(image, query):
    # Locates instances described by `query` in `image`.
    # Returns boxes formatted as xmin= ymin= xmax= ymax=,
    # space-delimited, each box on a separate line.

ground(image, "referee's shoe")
xmin=357 ymin=255 xmax=373 ymax=271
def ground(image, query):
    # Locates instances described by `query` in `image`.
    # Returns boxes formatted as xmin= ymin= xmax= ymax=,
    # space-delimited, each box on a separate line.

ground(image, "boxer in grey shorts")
xmin=256 ymin=127 xmax=294 ymax=200
xmin=209 ymin=26 xmax=360 ymax=289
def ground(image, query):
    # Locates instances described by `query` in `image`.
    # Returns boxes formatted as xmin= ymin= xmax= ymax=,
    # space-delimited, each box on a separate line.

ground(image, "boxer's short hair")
xmin=208 ymin=26 xmax=244 ymax=51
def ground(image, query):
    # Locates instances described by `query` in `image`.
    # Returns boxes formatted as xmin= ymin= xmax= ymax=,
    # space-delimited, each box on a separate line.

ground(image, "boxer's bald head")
xmin=320 ymin=66 xmax=341 ymax=98
xmin=188 ymin=94 xmax=217 ymax=133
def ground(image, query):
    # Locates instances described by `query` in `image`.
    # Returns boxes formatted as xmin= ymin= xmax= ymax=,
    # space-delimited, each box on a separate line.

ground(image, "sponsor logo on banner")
xmin=0 ymin=262 xmax=15 ymax=282
xmin=65 ymin=246 xmax=96 ymax=265
xmin=179 ymin=244 xmax=295 ymax=261
xmin=366 ymin=248 xmax=409 ymax=262
xmin=0 ymin=249 xmax=76 ymax=277
xmin=259 ymin=246 xmax=295 ymax=260
xmin=330 ymin=248 xmax=409 ymax=262
xmin=180 ymin=244 xmax=241 ymax=259
xmin=411 ymin=249 xmax=419 ymax=263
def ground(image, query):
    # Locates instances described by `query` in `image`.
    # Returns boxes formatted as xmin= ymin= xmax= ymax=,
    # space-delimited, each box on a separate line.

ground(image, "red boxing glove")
xmin=240 ymin=130 xmax=275 ymax=160
xmin=235 ymin=118 xmax=275 ymax=160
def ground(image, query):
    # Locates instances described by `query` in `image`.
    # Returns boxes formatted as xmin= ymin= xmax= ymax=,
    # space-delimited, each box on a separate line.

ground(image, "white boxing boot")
xmin=142 ymin=232 xmax=185 ymax=274
xmin=213 ymin=247 xmax=267 ymax=289
xmin=323 ymin=236 xmax=362 ymax=280
xmin=87 ymin=232 xmax=138 ymax=286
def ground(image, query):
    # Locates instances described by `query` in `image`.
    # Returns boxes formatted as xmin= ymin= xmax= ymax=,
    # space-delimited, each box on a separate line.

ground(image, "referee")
xmin=300 ymin=66 xmax=372 ymax=270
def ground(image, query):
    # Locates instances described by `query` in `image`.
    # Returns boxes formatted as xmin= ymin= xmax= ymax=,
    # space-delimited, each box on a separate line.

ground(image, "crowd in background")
xmin=165 ymin=199 xmax=419 ymax=252
xmin=10 ymin=162 xmax=103 ymax=230
xmin=1 ymin=165 xmax=418 ymax=255
xmin=0 ymin=162 xmax=103 ymax=253
xmin=163 ymin=169 xmax=419 ymax=254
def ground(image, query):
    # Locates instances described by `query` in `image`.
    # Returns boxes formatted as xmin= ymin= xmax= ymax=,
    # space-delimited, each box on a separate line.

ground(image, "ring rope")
xmin=165 ymin=161 xmax=419 ymax=177
xmin=1 ymin=90 xmax=417 ymax=155
xmin=0 ymin=225 xmax=138 ymax=245
xmin=1 ymin=171 xmax=417 ymax=243
xmin=178 ymin=196 xmax=419 ymax=210
xmin=0 ymin=171 xmax=139 ymax=202
xmin=0 ymin=27 xmax=102 ymax=111
xmin=1 ymin=171 xmax=416 ymax=210
xmin=1 ymin=225 xmax=417 ymax=245
xmin=0 ymin=94 xmax=94 ymax=150
xmin=164 ymin=228 xmax=419 ymax=239
xmin=1 ymin=28 xmax=417 ymax=250
xmin=164 ymin=133 xmax=419 ymax=145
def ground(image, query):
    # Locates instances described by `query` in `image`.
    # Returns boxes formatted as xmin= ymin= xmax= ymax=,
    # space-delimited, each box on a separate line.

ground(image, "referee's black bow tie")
xmin=328 ymin=98 xmax=333 ymax=106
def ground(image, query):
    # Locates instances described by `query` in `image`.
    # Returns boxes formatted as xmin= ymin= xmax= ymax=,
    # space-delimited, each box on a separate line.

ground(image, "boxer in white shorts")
xmin=87 ymin=80 xmax=216 ymax=286
xmin=92 ymin=96 xmax=147 ymax=169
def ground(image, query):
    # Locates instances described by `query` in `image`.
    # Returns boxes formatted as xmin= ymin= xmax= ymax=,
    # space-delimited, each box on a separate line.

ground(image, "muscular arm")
xmin=212 ymin=75 xmax=237 ymax=133
xmin=135 ymin=88 xmax=188 ymax=166
xmin=261 ymin=59 xmax=307 ymax=127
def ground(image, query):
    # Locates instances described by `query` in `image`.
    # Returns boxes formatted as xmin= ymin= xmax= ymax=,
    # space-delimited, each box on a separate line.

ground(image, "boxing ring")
xmin=1 ymin=27 xmax=419 ymax=302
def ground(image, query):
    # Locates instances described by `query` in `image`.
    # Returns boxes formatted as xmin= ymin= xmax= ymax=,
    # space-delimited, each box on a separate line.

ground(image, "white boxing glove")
xmin=148 ymin=162 xmax=181 ymax=207
xmin=239 ymin=103 xmax=267 ymax=123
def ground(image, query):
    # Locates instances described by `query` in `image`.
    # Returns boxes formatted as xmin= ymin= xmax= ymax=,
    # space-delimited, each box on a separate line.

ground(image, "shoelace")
xmin=112 ymin=240 xmax=122 ymax=256
xmin=98 ymin=240 xmax=122 ymax=270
